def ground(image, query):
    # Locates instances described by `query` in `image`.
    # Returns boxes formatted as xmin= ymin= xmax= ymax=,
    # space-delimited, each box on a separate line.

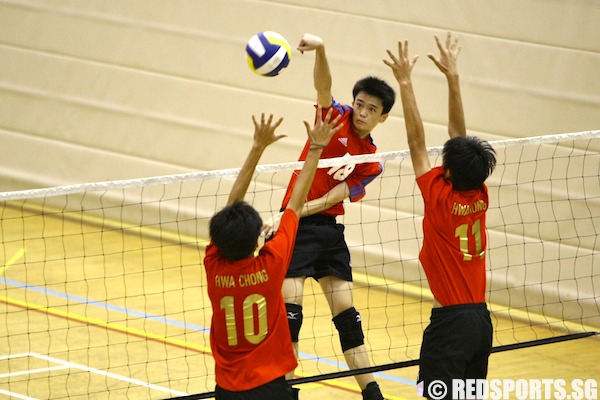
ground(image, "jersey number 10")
xmin=220 ymin=294 xmax=268 ymax=346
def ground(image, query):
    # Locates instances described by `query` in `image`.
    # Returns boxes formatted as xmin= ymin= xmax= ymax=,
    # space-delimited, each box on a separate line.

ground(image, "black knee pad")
xmin=332 ymin=307 xmax=365 ymax=352
xmin=286 ymin=303 xmax=303 ymax=342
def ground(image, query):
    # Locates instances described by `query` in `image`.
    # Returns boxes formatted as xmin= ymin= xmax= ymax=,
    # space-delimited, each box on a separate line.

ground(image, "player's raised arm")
xmin=384 ymin=40 xmax=430 ymax=178
xmin=286 ymin=106 xmax=342 ymax=216
xmin=428 ymin=32 xmax=466 ymax=139
xmin=227 ymin=114 xmax=286 ymax=205
xmin=298 ymin=33 xmax=333 ymax=108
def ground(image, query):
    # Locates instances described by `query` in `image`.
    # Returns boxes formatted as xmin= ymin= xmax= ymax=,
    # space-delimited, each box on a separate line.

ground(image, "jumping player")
xmin=204 ymin=108 xmax=341 ymax=400
xmin=263 ymin=33 xmax=395 ymax=400
xmin=384 ymin=32 xmax=496 ymax=399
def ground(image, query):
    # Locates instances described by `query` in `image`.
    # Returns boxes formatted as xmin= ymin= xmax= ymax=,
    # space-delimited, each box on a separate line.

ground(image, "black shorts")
xmin=417 ymin=303 xmax=493 ymax=400
xmin=286 ymin=214 xmax=352 ymax=281
xmin=215 ymin=376 xmax=292 ymax=400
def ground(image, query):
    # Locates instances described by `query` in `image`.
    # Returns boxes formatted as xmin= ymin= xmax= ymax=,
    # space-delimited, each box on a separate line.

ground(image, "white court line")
xmin=1 ymin=352 xmax=189 ymax=397
xmin=0 ymin=388 xmax=38 ymax=400
xmin=0 ymin=365 xmax=69 ymax=379
xmin=29 ymin=353 xmax=190 ymax=397
xmin=0 ymin=353 xmax=30 ymax=360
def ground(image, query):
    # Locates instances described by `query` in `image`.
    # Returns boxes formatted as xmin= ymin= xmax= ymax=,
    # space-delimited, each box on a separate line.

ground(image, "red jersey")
xmin=281 ymin=101 xmax=383 ymax=217
xmin=204 ymin=209 xmax=298 ymax=391
xmin=416 ymin=166 xmax=489 ymax=306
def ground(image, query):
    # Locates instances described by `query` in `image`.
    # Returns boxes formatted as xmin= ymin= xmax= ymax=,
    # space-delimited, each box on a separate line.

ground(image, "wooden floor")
xmin=0 ymin=204 xmax=598 ymax=399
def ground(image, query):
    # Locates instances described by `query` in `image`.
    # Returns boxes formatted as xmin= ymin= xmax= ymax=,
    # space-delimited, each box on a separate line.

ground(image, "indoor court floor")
xmin=1 ymin=204 xmax=598 ymax=399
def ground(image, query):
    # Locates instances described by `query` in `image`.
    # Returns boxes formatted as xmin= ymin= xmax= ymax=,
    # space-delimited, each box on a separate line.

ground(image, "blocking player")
xmin=384 ymin=32 xmax=496 ymax=399
xmin=263 ymin=33 xmax=395 ymax=400
xmin=204 ymin=108 xmax=341 ymax=400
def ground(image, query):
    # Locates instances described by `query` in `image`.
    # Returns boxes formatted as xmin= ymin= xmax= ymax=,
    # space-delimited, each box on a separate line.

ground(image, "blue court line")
xmin=1 ymin=277 xmax=415 ymax=386
xmin=1 ymin=277 xmax=209 ymax=333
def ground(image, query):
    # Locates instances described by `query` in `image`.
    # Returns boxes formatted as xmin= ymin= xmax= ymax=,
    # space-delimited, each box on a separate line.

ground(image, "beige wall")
xmin=0 ymin=1 xmax=598 ymax=326
xmin=1 ymin=0 xmax=599 ymax=189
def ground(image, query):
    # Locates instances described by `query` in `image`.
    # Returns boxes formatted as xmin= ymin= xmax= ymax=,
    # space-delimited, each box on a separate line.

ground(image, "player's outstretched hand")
xmin=428 ymin=31 xmax=461 ymax=77
xmin=252 ymin=113 xmax=286 ymax=150
xmin=260 ymin=211 xmax=283 ymax=239
xmin=305 ymin=105 xmax=342 ymax=148
xmin=383 ymin=40 xmax=419 ymax=85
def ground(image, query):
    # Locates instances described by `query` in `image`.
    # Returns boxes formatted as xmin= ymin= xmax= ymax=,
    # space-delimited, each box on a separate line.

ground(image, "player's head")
xmin=352 ymin=76 xmax=396 ymax=115
xmin=442 ymin=136 xmax=497 ymax=191
xmin=209 ymin=201 xmax=262 ymax=261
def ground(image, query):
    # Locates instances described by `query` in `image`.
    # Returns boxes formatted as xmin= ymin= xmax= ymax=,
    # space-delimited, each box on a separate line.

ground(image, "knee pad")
xmin=286 ymin=303 xmax=303 ymax=342
xmin=332 ymin=307 xmax=365 ymax=352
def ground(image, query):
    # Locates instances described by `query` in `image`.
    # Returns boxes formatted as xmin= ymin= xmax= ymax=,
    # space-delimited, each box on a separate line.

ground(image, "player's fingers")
xmin=452 ymin=34 xmax=460 ymax=49
xmin=385 ymin=48 xmax=398 ymax=63
xmin=303 ymin=120 xmax=312 ymax=136
xmin=322 ymin=107 xmax=335 ymax=124
xmin=445 ymin=31 xmax=452 ymax=49
xmin=329 ymin=113 xmax=342 ymax=128
xmin=272 ymin=133 xmax=287 ymax=143
xmin=329 ymin=122 xmax=343 ymax=136
xmin=402 ymin=40 xmax=410 ymax=59
xmin=434 ymin=34 xmax=444 ymax=52
xmin=428 ymin=54 xmax=443 ymax=69
xmin=271 ymin=116 xmax=283 ymax=130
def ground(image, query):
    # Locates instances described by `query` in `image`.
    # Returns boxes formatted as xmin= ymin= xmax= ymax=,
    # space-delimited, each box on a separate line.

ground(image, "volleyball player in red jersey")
xmin=385 ymin=32 xmax=497 ymax=399
xmin=204 ymin=108 xmax=341 ymax=400
xmin=263 ymin=33 xmax=395 ymax=400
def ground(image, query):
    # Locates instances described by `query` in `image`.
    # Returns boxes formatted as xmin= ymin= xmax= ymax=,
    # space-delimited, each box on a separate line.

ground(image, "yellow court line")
xmin=3 ymin=293 xmax=410 ymax=399
xmin=0 ymin=247 xmax=26 ymax=276
xmin=1 ymin=247 xmax=408 ymax=396
xmin=0 ymin=295 xmax=212 ymax=354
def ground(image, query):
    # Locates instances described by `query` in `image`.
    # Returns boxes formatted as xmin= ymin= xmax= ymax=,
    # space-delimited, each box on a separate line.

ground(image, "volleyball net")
xmin=1 ymin=130 xmax=599 ymax=399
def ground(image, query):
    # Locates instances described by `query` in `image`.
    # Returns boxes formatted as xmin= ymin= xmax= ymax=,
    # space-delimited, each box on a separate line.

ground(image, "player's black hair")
xmin=352 ymin=76 xmax=396 ymax=115
xmin=209 ymin=201 xmax=262 ymax=261
xmin=442 ymin=136 xmax=497 ymax=191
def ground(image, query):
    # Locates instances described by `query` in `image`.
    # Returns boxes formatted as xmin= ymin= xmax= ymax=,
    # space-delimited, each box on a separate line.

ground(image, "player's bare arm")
xmin=227 ymin=114 xmax=285 ymax=205
xmin=300 ymin=182 xmax=349 ymax=217
xmin=298 ymin=33 xmax=333 ymax=108
xmin=384 ymin=40 xmax=430 ymax=178
xmin=428 ymin=32 xmax=466 ymax=139
xmin=261 ymin=180 xmax=349 ymax=238
xmin=286 ymin=106 xmax=342 ymax=216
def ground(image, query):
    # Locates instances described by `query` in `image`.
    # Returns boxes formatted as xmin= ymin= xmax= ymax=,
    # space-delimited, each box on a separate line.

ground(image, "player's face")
xmin=352 ymin=92 xmax=389 ymax=137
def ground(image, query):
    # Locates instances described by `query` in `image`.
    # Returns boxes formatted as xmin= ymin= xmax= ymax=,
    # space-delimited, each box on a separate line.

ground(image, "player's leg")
xmin=283 ymin=275 xmax=306 ymax=382
xmin=464 ymin=306 xmax=493 ymax=380
xmin=319 ymin=276 xmax=384 ymax=399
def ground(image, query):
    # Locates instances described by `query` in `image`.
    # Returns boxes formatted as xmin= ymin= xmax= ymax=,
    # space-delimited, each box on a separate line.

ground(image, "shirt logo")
xmin=338 ymin=137 xmax=348 ymax=147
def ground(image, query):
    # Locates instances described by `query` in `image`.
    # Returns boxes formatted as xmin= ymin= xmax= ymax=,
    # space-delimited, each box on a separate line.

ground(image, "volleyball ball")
xmin=246 ymin=31 xmax=291 ymax=77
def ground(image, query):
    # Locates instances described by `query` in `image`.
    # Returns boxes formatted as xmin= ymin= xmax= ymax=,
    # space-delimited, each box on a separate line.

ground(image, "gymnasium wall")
xmin=1 ymin=0 xmax=599 ymax=189
xmin=0 ymin=1 xmax=598 ymax=327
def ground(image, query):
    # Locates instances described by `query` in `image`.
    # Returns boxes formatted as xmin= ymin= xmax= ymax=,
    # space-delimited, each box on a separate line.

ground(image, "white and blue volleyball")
xmin=246 ymin=31 xmax=291 ymax=77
